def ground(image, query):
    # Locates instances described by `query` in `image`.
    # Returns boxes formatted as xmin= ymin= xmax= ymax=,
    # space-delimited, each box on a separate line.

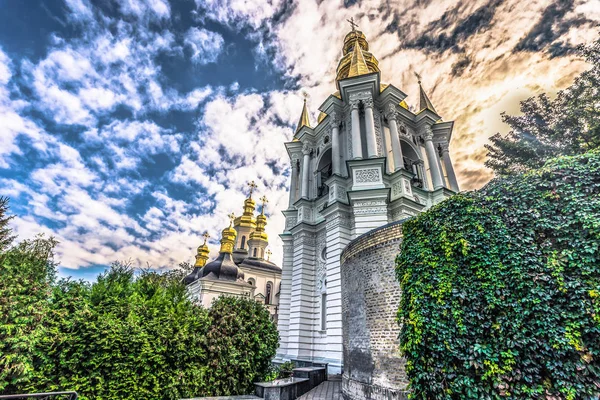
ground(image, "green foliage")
xmin=0 ymin=234 xmax=57 ymax=392
xmin=205 ymin=296 xmax=279 ymax=395
xmin=278 ymin=361 xmax=295 ymax=378
xmin=0 ymin=197 xmax=15 ymax=253
xmin=0 ymin=196 xmax=279 ymax=399
xmin=485 ymin=36 xmax=600 ymax=175
xmin=397 ymin=150 xmax=600 ymax=399
xmin=28 ymin=263 xmax=212 ymax=400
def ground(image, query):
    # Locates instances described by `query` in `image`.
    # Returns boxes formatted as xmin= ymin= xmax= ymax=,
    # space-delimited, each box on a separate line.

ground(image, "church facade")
xmin=276 ymin=26 xmax=459 ymax=373
xmin=184 ymin=189 xmax=282 ymax=319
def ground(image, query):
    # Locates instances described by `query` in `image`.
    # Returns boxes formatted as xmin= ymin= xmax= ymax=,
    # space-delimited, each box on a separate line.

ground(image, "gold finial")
xmin=202 ymin=231 xmax=210 ymax=244
xmin=228 ymin=213 xmax=235 ymax=227
xmin=247 ymin=181 xmax=257 ymax=199
xmin=295 ymin=94 xmax=312 ymax=133
xmin=259 ymin=195 xmax=269 ymax=215
xmin=347 ymin=17 xmax=358 ymax=32
xmin=266 ymin=249 xmax=272 ymax=261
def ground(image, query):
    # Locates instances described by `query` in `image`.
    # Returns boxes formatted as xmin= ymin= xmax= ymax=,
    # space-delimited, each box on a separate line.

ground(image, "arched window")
xmin=265 ymin=282 xmax=273 ymax=305
xmin=253 ymin=248 xmax=258 ymax=257
xmin=241 ymin=235 xmax=246 ymax=249
xmin=247 ymin=278 xmax=255 ymax=286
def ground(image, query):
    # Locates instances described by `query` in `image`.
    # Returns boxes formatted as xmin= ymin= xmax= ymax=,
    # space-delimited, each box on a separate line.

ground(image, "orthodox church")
xmin=183 ymin=184 xmax=282 ymax=319
xmin=275 ymin=23 xmax=460 ymax=373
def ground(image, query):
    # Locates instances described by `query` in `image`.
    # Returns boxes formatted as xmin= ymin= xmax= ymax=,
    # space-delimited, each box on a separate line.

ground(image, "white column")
xmin=364 ymin=98 xmax=377 ymax=158
xmin=385 ymin=103 xmax=404 ymax=171
xmin=288 ymin=156 xmax=299 ymax=206
xmin=350 ymin=101 xmax=362 ymax=159
xmin=301 ymin=145 xmax=311 ymax=199
xmin=423 ymin=127 xmax=444 ymax=189
xmin=331 ymin=111 xmax=341 ymax=176
xmin=440 ymin=141 xmax=459 ymax=192
xmin=276 ymin=240 xmax=294 ymax=360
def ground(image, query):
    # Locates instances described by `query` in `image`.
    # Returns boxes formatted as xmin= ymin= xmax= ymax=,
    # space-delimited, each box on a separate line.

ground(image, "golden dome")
xmin=336 ymin=30 xmax=380 ymax=85
xmin=194 ymin=233 xmax=211 ymax=267
xmin=219 ymin=213 xmax=237 ymax=254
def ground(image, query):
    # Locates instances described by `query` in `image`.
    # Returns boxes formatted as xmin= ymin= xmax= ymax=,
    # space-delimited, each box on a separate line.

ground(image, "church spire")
xmin=347 ymin=38 xmax=370 ymax=78
xmin=416 ymin=73 xmax=438 ymax=114
xmin=295 ymin=98 xmax=312 ymax=133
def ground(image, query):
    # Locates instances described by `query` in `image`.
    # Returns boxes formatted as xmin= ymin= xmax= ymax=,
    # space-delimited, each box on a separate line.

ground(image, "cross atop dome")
xmin=247 ymin=181 xmax=257 ymax=199
xmin=347 ymin=17 xmax=358 ymax=32
xmin=259 ymin=195 xmax=269 ymax=215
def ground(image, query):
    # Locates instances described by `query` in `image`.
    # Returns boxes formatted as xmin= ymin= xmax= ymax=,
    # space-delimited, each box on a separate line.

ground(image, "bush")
xmin=205 ymin=296 xmax=279 ymax=395
xmin=0 ymin=218 xmax=279 ymax=400
xmin=396 ymin=150 xmax=600 ymax=399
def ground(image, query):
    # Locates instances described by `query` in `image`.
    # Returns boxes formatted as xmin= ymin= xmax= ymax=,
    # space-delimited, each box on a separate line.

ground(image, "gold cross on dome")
xmin=266 ymin=249 xmax=272 ymax=261
xmin=259 ymin=195 xmax=269 ymax=214
xmin=202 ymin=231 xmax=210 ymax=244
xmin=228 ymin=213 xmax=236 ymax=227
xmin=247 ymin=181 xmax=258 ymax=198
xmin=347 ymin=17 xmax=358 ymax=32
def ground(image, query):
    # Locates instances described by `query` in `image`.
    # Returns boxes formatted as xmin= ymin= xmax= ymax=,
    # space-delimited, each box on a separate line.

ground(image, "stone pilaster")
xmin=276 ymin=235 xmax=294 ymax=360
xmin=287 ymin=228 xmax=317 ymax=360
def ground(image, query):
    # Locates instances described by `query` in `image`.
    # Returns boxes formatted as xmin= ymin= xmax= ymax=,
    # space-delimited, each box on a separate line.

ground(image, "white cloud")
xmin=184 ymin=27 xmax=225 ymax=64
xmin=194 ymin=0 xmax=284 ymax=30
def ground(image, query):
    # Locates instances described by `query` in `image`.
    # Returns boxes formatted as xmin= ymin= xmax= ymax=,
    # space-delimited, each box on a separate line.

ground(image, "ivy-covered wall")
xmin=396 ymin=150 xmax=600 ymax=399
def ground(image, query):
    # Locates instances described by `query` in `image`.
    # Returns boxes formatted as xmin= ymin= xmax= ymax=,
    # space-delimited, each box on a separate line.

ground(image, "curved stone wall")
xmin=340 ymin=220 xmax=408 ymax=400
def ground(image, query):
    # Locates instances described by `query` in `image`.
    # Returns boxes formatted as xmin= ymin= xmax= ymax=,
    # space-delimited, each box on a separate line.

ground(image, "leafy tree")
xmin=29 ymin=263 xmax=212 ymax=400
xmin=0 ymin=234 xmax=57 ymax=392
xmin=0 ymin=196 xmax=15 ymax=254
xmin=205 ymin=296 xmax=279 ymax=396
xmin=485 ymin=36 xmax=600 ymax=175
xmin=397 ymin=150 xmax=600 ymax=399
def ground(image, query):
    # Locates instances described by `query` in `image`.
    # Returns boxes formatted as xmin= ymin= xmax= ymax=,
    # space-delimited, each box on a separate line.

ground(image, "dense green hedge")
xmin=396 ymin=150 xmax=600 ymax=399
xmin=1 ymin=228 xmax=279 ymax=400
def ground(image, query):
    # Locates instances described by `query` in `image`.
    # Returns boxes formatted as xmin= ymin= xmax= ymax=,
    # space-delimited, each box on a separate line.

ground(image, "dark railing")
xmin=0 ymin=392 xmax=78 ymax=400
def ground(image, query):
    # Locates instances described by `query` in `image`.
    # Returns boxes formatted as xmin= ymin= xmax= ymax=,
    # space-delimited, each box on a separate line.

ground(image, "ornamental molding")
xmin=354 ymin=168 xmax=381 ymax=183
xmin=363 ymin=97 xmax=374 ymax=108
xmin=384 ymin=103 xmax=397 ymax=119
xmin=439 ymin=141 xmax=450 ymax=152
xmin=374 ymin=111 xmax=383 ymax=156
xmin=330 ymin=110 xmax=341 ymax=125
xmin=349 ymin=91 xmax=371 ymax=101
xmin=326 ymin=216 xmax=352 ymax=230
xmin=392 ymin=182 xmax=402 ymax=197
xmin=302 ymin=143 xmax=312 ymax=155
xmin=285 ymin=217 xmax=297 ymax=229
xmin=354 ymin=206 xmax=388 ymax=215
xmin=294 ymin=232 xmax=316 ymax=247
xmin=422 ymin=126 xmax=434 ymax=141
xmin=354 ymin=200 xmax=386 ymax=207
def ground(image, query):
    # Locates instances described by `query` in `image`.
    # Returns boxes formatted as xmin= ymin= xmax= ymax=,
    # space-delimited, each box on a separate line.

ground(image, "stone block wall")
xmin=340 ymin=220 xmax=409 ymax=400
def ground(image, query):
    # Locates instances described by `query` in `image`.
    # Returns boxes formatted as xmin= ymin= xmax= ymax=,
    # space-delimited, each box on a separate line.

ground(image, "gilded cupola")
xmin=194 ymin=232 xmax=211 ymax=267
xmin=335 ymin=25 xmax=380 ymax=86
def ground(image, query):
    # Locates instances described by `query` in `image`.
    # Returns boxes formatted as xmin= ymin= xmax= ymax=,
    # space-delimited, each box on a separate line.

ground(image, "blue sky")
xmin=1 ymin=0 xmax=598 ymax=280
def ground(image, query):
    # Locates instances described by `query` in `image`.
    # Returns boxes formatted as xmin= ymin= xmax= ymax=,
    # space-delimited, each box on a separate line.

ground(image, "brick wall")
xmin=340 ymin=220 xmax=409 ymax=400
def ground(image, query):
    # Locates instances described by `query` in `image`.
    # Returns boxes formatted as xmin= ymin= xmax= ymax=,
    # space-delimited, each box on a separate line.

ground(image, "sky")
xmin=1 ymin=0 xmax=598 ymax=280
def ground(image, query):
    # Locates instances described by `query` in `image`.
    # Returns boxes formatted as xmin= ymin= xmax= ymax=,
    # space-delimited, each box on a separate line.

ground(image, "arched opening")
xmin=253 ymin=248 xmax=258 ymax=257
xmin=316 ymin=148 xmax=332 ymax=198
xmin=401 ymin=140 xmax=425 ymax=187
xmin=240 ymin=235 xmax=246 ymax=249
xmin=265 ymin=282 xmax=273 ymax=305
xmin=247 ymin=278 xmax=255 ymax=286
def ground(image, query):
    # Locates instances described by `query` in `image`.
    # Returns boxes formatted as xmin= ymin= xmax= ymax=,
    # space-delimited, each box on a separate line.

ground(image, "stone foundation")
xmin=340 ymin=221 xmax=409 ymax=400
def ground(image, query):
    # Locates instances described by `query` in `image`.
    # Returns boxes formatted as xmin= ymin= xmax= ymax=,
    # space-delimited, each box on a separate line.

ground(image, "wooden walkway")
xmin=298 ymin=376 xmax=341 ymax=400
